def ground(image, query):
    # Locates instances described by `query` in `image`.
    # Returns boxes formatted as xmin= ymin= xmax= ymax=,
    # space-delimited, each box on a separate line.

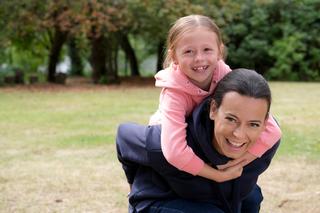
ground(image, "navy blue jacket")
xmin=116 ymin=99 xmax=280 ymax=213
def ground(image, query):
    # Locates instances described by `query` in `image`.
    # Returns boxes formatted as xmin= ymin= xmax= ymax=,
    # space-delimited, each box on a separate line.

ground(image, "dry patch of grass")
xmin=259 ymin=156 xmax=320 ymax=213
xmin=0 ymin=145 xmax=128 ymax=213
xmin=1 ymin=144 xmax=319 ymax=212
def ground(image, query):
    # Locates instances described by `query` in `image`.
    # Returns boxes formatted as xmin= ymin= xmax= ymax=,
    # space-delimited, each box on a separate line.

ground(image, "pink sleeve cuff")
xmin=248 ymin=140 xmax=270 ymax=157
xmin=248 ymin=115 xmax=282 ymax=157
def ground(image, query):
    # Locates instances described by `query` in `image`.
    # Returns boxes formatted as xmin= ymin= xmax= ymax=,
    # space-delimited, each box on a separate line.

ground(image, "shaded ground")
xmin=0 ymin=76 xmax=156 ymax=92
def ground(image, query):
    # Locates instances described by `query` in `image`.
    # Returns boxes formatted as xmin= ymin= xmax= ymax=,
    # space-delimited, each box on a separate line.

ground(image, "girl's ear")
xmin=169 ymin=49 xmax=178 ymax=64
xmin=209 ymin=100 xmax=218 ymax=120
xmin=219 ymin=44 xmax=225 ymax=60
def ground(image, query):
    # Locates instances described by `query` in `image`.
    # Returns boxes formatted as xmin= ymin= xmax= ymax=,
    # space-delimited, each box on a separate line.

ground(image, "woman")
xmin=116 ymin=69 xmax=280 ymax=213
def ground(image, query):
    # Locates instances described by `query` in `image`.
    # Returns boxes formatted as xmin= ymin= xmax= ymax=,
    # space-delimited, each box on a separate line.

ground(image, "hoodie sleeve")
xmin=248 ymin=114 xmax=282 ymax=157
xmin=160 ymin=88 xmax=205 ymax=175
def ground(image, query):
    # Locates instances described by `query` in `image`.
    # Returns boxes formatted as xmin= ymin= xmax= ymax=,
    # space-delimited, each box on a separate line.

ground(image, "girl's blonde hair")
xmin=163 ymin=14 xmax=225 ymax=68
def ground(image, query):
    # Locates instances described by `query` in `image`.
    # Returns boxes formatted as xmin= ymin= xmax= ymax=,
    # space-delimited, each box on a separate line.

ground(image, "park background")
xmin=0 ymin=0 xmax=319 ymax=212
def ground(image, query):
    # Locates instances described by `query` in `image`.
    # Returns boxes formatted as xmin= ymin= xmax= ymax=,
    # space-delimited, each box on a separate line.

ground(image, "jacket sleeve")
xmin=248 ymin=114 xmax=282 ymax=157
xmin=116 ymin=123 xmax=150 ymax=184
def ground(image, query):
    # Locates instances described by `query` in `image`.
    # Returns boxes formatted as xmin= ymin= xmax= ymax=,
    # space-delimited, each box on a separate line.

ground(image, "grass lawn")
xmin=0 ymin=81 xmax=319 ymax=212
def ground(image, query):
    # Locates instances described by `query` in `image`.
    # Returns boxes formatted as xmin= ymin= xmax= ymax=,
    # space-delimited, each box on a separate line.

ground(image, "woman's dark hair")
xmin=212 ymin=68 xmax=272 ymax=116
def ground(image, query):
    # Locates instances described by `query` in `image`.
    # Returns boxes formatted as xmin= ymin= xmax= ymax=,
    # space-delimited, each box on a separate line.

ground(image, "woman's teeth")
xmin=227 ymin=139 xmax=245 ymax=147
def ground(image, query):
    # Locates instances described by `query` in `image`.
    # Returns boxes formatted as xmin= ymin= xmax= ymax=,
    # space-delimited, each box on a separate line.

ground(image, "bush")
xmin=224 ymin=0 xmax=320 ymax=81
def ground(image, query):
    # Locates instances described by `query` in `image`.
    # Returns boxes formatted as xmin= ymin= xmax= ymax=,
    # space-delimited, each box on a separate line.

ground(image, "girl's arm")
xmin=160 ymin=90 xmax=203 ymax=175
xmin=248 ymin=114 xmax=282 ymax=157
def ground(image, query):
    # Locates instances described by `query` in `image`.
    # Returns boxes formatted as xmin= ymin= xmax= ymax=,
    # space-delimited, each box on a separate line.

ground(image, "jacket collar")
xmin=188 ymin=98 xmax=231 ymax=167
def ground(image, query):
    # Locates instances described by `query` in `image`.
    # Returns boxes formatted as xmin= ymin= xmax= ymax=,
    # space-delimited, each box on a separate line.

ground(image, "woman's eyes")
xmin=204 ymin=48 xmax=213 ymax=52
xmin=226 ymin=117 xmax=261 ymax=128
xmin=225 ymin=117 xmax=237 ymax=123
xmin=250 ymin=123 xmax=260 ymax=128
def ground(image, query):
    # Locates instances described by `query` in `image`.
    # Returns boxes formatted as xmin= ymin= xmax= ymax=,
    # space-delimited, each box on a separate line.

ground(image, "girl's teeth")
xmin=194 ymin=66 xmax=206 ymax=71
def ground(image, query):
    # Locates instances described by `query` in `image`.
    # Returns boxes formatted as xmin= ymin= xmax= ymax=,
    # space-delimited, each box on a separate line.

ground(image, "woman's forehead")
xmin=219 ymin=92 xmax=268 ymax=120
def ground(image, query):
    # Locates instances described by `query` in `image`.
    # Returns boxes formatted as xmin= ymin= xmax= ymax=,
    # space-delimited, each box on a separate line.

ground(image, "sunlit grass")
xmin=270 ymin=82 xmax=320 ymax=158
xmin=0 ymin=82 xmax=319 ymax=212
xmin=0 ymin=87 xmax=159 ymax=149
xmin=0 ymin=82 xmax=319 ymax=156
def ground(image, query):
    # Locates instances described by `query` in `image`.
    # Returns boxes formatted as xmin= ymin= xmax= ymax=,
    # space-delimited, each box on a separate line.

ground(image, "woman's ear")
xmin=262 ymin=112 xmax=270 ymax=129
xmin=209 ymin=100 xmax=218 ymax=120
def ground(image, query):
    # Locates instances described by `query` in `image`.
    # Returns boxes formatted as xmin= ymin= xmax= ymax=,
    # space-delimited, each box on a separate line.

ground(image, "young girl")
xmin=149 ymin=15 xmax=281 ymax=182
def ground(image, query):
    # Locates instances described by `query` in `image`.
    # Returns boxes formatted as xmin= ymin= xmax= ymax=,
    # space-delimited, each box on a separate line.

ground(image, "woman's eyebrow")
xmin=225 ymin=113 xmax=262 ymax=123
xmin=249 ymin=120 xmax=262 ymax=123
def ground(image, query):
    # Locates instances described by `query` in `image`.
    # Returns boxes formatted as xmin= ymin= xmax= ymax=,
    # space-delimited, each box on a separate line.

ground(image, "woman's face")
xmin=209 ymin=91 xmax=268 ymax=159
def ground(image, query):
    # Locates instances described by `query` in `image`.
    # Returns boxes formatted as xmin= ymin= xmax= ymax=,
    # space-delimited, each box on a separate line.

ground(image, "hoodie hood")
xmin=154 ymin=65 xmax=213 ymax=96
xmin=155 ymin=61 xmax=229 ymax=96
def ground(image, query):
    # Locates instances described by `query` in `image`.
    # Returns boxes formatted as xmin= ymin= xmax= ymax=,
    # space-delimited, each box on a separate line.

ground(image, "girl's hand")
xmin=215 ymin=160 xmax=246 ymax=182
xmin=217 ymin=152 xmax=256 ymax=170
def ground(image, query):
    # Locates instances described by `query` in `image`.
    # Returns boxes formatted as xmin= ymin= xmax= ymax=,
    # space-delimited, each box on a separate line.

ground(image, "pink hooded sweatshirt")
xmin=149 ymin=60 xmax=281 ymax=175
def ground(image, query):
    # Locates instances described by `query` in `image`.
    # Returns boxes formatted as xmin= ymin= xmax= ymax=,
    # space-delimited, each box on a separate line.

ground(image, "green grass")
xmin=0 ymin=82 xmax=318 ymax=157
xmin=0 ymin=87 xmax=159 ymax=149
xmin=0 ymin=82 xmax=319 ymax=212
xmin=269 ymin=82 xmax=320 ymax=158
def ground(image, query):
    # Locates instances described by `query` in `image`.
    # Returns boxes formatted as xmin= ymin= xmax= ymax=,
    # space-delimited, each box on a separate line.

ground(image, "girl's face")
xmin=209 ymin=92 xmax=268 ymax=159
xmin=173 ymin=27 xmax=222 ymax=91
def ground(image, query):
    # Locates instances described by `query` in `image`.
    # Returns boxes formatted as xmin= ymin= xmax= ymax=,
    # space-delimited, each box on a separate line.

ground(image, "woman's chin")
xmin=222 ymin=140 xmax=248 ymax=159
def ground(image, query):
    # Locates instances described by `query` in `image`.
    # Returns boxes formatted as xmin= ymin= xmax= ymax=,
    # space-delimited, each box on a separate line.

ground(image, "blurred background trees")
xmin=0 ymin=0 xmax=319 ymax=85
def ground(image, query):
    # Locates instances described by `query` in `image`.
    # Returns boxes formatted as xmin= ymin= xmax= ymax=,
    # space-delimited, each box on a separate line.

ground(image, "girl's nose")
xmin=195 ymin=52 xmax=204 ymax=61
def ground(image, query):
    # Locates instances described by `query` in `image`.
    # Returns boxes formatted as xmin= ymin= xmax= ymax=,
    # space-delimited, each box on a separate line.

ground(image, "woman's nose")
xmin=233 ymin=125 xmax=246 ymax=139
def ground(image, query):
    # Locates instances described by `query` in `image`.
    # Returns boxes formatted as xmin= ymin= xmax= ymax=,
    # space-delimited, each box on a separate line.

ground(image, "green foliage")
xmin=0 ymin=0 xmax=319 ymax=81
xmin=225 ymin=0 xmax=320 ymax=81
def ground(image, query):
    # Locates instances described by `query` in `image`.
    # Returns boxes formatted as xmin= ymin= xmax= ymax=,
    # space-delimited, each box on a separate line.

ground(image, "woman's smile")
xmin=210 ymin=91 xmax=268 ymax=159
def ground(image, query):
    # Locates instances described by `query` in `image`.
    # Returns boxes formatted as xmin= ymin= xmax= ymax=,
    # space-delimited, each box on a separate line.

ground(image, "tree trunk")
xmin=105 ymin=34 xmax=119 ymax=84
xmin=47 ymin=27 xmax=68 ymax=83
xmin=156 ymin=39 xmax=165 ymax=72
xmin=89 ymin=35 xmax=107 ymax=84
xmin=68 ymin=37 xmax=83 ymax=76
xmin=119 ymin=34 xmax=139 ymax=76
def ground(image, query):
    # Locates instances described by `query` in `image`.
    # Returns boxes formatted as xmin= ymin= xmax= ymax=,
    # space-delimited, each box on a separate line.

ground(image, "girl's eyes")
xmin=184 ymin=50 xmax=193 ymax=54
xmin=183 ymin=48 xmax=213 ymax=55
